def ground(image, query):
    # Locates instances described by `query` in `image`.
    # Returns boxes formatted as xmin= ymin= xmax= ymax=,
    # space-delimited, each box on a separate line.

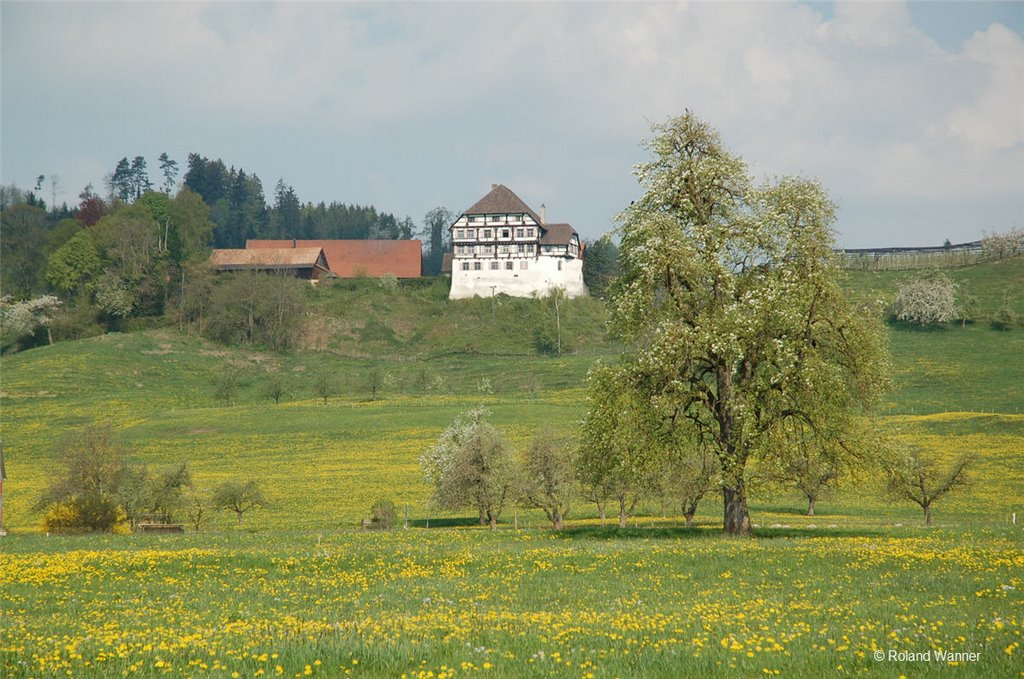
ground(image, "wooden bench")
xmin=137 ymin=523 xmax=184 ymax=534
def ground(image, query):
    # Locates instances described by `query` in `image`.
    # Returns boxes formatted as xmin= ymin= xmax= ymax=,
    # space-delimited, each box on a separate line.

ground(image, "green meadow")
xmin=1 ymin=258 xmax=1022 ymax=677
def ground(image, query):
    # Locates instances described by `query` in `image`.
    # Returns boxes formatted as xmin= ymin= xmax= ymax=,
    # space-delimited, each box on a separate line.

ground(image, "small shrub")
xmin=43 ymin=496 xmax=130 ymax=534
xmin=991 ymin=305 xmax=1017 ymax=331
xmin=371 ymin=499 xmax=396 ymax=529
xmin=991 ymin=289 xmax=1018 ymax=331
xmin=376 ymin=273 xmax=399 ymax=292
xmin=49 ymin=301 xmax=104 ymax=342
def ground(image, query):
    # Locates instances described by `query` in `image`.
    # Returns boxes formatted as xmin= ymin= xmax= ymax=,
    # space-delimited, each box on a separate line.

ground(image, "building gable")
xmin=246 ymin=239 xmax=422 ymax=278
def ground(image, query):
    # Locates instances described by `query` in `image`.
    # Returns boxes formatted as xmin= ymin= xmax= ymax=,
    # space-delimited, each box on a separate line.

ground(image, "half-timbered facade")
xmin=448 ymin=184 xmax=586 ymax=299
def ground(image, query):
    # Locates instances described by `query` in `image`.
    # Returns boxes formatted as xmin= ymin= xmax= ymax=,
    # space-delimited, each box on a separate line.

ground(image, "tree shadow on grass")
xmin=409 ymin=516 xmax=482 ymax=528
xmin=548 ymin=523 xmax=890 ymax=542
xmin=885 ymin=319 xmax=952 ymax=333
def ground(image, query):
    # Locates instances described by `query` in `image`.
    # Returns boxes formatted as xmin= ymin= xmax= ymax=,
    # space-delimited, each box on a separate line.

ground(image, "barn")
xmin=208 ymin=247 xmax=332 ymax=282
xmin=247 ymin=239 xmax=422 ymax=279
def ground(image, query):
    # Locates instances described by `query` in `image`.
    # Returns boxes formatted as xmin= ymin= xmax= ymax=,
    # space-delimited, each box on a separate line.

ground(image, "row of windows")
xmin=454 ymin=243 xmax=537 ymax=256
xmin=454 ymin=227 xmax=537 ymax=240
xmin=465 ymin=214 xmax=528 ymax=224
xmin=460 ymin=260 xmax=530 ymax=271
xmin=458 ymin=259 xmax=565 ymax=272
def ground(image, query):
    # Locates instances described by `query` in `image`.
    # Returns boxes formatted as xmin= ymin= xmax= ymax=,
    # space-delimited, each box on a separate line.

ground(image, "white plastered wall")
xmin=449 ymin=257 xmax=586 ymax=299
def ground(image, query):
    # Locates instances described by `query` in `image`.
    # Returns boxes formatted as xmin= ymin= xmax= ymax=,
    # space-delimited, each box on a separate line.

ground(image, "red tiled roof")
xmin=209 ymin=247 xmax=329 ymax=270
xmin=247 ymin=240 xmax=422 ymax=278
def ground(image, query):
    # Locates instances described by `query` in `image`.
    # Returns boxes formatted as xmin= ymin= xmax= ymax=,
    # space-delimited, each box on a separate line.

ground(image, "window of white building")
xmin=505 ymin=261 xmax=513 ymax=270
xmin=473 ymin=261 xmax=482 ymax=270
xmin=490 ymin=261 xmax=499 ymax=270
xmin=520 ymin=260 xmax=528 ymax=270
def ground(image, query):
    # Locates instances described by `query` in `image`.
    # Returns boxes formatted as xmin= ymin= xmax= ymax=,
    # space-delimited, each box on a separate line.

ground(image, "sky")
xmin=2 ymin=1 xmax=1022 ymax=248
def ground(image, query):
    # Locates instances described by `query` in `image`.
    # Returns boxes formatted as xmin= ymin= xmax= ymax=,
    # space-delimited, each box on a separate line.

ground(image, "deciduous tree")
xmin=0 ymin=294 xmax=62 ymax=347
xmin=422 ymin=207 xmax=454 ymax=275
xmin=891 ymin=272 xmax=959 ymax=326
xmin=1 ymin=203 xmax=48 ymax=296
xmin=886 ymin=449 xmax=972 ymax=526
xmin=579 ymin=363 xmax=662 ymax=528
xmin=606 ymin=112 xmax=890 ymax=535
xmin=38 ymin=424 xmax=130 ymax=533
xmin=212 ymin=479 xmax=266 ymax=525
xmin=45 ymin=230 xmax=102 ymax=296
xmin=421 ymin=407 xmax=517 ymax=529
xmin=520 ymin=429 xmax=576 ymax=530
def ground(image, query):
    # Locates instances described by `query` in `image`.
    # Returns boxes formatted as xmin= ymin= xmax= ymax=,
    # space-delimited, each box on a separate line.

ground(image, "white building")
xmin=448 ymin=184 xmax=587 ymax=299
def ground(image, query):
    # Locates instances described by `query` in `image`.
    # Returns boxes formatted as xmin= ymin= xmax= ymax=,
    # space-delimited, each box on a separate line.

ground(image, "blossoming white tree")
xmin=603 ymin=112 xmax=891 ymax=535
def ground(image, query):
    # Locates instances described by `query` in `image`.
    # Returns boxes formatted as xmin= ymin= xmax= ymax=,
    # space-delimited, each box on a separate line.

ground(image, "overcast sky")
xmin=2 ymin=1 xmax=1022 ymax=247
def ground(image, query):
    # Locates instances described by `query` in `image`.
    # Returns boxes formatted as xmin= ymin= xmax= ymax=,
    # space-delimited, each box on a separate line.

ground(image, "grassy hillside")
xmin=1 ymin=260 xmax=1022 ymax=679
xmin=304 ymin=276 xmax=613 ymax=357
xmin=1 ymin=258 xmax=1022 ymax=532
xmin=842 ymin=257 xmax=1024 ymax=414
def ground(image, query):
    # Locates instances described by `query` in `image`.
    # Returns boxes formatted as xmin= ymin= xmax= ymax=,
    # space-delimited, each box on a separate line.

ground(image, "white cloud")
xmin=2 ymin=1 xmax=1021 ymax=245
xmin=945 ymin=23 xmax=1024 ymax=150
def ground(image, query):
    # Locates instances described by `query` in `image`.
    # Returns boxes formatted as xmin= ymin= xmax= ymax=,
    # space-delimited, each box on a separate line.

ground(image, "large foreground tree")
xmin=606 ymin=113 xmax=890 ymax=535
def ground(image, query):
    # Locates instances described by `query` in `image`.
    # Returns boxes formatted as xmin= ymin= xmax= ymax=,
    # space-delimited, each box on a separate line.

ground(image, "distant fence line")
xmin=838 ymin=241 xmax=985 ymax=271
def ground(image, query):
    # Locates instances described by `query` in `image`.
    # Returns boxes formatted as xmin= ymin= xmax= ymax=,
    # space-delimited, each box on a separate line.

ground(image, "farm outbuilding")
xmin=246 ymin=239 xmax=422 ymax=279
xmin=208 ymin=247 xmax=332 ymax=282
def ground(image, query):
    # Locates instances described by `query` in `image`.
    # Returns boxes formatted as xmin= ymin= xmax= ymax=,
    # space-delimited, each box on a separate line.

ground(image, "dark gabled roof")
xmin=539 ymin=223 xmax=578 ymax=246
xmin=463 ymin=184 xmax=542 ymax=223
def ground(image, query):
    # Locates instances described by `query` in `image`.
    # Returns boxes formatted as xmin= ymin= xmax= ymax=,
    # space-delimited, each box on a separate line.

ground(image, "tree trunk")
xmin=598 ymin=502 xmax=606 ymax=526
xmin=807 ymin=496 xmax=816 ymax=517
xmin=478 ymin=507 xmax=487 ymax=525
xmin=923 ymin=503 xmax=932 ymax=527
xmin=722 ymin=485 xmax=751 ymax=536
xmin=618 ymin=496 xmax=628 ymax=528
xmin=683 ymin=499 xmax=699 ymax=527
xmin=488 ymin=513 xmax=497 ymax=531
xmin=552 ymin=513 xmax=564 ymax=530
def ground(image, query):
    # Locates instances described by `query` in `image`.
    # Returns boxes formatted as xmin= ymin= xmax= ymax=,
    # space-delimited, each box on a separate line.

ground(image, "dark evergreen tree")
xmin=182 ymin=154 xmax=228 ymax=206
xmin=107 ymin=158 xmax=133 ymax=202
xmin=130 ymin=156 xmax=152 ymax=200
xmin=581 ymin=235 xmax=620 ymax=298
xmin=270 ymin=180 xmax=301 ymax=239
xmin=158 ymin=153 xmax=179 ymax=195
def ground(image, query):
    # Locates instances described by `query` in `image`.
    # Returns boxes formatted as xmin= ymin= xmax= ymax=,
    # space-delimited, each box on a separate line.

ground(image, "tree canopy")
xmin=603 ymin=112 xmax=891 ymax=535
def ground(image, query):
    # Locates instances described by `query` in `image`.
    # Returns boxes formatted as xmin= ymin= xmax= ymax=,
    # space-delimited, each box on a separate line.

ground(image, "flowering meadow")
xmin=3 ymin=527 xmax=1021 ymax=678
xmin=1 ymin=326 xmax=1023 ymax=677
